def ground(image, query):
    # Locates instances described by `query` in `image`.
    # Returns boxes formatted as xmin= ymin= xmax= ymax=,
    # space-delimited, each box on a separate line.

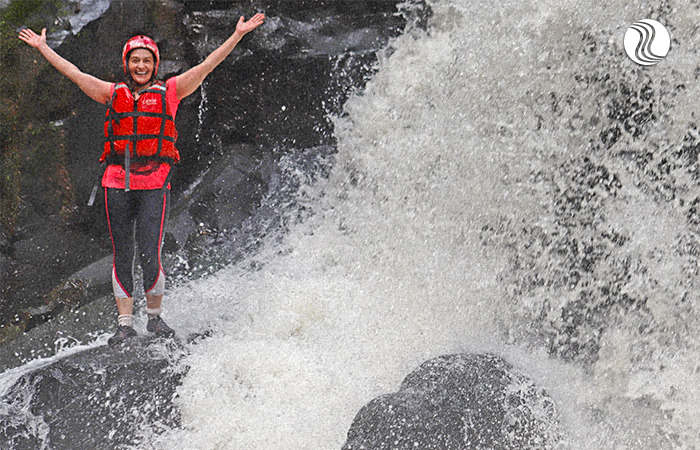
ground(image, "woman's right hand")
xmin=18 ymin=28 xmax=47 ymax=49
xmin=17 ymin=27 xmax=112 ymax=104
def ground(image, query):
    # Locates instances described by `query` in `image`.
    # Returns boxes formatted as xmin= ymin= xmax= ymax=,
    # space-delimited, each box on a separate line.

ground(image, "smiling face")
xmin=127 ymin=48 xmax=155 ymax=86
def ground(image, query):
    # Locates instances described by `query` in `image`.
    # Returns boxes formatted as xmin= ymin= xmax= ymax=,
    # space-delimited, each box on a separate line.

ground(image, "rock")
xmin=343 ymin=353 xmax=564 ymax=450
xmin=162 ymin=143 xmax=271 ymax=278
xmin=0 ymin=293 xmax=116 ymax=371
xmin=46 ymin=0 xmax=112 ymax=48
xmin=0 ymin=224 xmax=109 ymax=327
xmin=0 ymin=339 xmax=187 ymax=449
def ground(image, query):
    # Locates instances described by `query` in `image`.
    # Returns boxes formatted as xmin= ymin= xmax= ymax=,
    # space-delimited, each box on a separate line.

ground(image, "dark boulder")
xmin=0 ymin=339 xmax=187 ymax=449
xmin=343 ymin=353 xmax=563 ymax=450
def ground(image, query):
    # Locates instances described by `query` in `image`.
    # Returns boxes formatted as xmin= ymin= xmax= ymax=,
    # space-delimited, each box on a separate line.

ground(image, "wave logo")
xmin=624 ymin=19 xmax=671 ymax=66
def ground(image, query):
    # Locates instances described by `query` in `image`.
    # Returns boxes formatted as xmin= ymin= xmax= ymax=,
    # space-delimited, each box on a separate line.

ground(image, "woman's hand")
xmin=18 ymin=27 xmax=111 ymax=104
xmin=235 ymin=13 xmax=266 ymax=36
xmin=176 ymin=12 xmax=266 ymax=100
xmin=18 ymin=28 xmax=47 ymax=49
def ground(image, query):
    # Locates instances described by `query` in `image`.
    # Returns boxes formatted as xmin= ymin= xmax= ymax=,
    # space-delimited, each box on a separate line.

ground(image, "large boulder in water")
xmin=343 ymin=353 xmax=563 ymax=449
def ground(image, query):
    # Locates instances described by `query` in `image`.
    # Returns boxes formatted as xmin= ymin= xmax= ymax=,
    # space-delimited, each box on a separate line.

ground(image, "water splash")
xmin=150 ymin=0 xmax=700 ymax=448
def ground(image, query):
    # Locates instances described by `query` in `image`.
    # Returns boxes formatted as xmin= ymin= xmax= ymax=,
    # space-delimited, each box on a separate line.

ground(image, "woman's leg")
xmin=105 ymin=188 xmax=136 ymax=304
xmin=135 ymin=189 xmax=174 ymax=336
xmin=105 ymin=188 xmax=138 ymax=344
xmin=134 ymin=189 xmax=168 ymax=299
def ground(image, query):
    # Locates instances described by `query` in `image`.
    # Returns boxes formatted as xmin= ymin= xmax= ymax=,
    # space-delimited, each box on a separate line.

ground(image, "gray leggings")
xmin=105 ymin=188 xmax=169 ymax=298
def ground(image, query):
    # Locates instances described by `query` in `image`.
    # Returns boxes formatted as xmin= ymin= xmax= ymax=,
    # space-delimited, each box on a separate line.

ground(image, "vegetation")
xmin=0 ymin=0 xmax=75 ymax=240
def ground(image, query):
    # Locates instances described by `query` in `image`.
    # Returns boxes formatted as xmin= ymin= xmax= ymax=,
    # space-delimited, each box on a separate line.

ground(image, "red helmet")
xmin=122 ymin=35 xmax=160 ymax=77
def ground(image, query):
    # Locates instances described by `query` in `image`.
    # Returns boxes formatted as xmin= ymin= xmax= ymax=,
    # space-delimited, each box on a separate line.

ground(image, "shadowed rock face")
xmin=343 ymin=354 xmax=563 ymax=450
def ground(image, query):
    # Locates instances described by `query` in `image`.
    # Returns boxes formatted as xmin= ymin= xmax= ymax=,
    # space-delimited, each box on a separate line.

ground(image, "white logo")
xmin=624 ymin=19 xmax=670 ymax=66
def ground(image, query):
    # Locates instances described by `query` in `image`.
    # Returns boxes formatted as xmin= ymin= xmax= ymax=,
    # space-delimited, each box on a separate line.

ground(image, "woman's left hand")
xmin=175 ymin=12 xmax=266 ymax=101
xmin=235 ymin=13 xmax=266 ymax=36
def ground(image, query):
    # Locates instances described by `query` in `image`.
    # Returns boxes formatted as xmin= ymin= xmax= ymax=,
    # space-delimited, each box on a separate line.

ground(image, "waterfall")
xmin=147 ymin=0 xmax=700 ymax=448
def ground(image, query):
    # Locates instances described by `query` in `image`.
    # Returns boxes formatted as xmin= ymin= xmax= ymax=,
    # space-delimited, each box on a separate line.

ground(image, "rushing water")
xmin=136 ymin=0 xmax=700 ymax=447
xmin=5 ymin=0 xmax=700 ymax=448
xmin=46 ymin=0 xmax=112 ymax=47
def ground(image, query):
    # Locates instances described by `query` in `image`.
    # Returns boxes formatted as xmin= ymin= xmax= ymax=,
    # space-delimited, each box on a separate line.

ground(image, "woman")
xmin=19 ymin=13 xmax=265 ymax=346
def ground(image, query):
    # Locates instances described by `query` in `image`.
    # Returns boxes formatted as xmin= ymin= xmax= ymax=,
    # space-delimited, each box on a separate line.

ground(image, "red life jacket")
xmin=101 ymin=81 xmax=180 ymax=164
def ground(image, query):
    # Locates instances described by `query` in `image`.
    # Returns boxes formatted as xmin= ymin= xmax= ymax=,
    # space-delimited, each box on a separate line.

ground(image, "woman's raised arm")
xmin=18 ymin=28 xmax=112 ymax=104
xmin=175 ymin=13 xmax=265 ymax=100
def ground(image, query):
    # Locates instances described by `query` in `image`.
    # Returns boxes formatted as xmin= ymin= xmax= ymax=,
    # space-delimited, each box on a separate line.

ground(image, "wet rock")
xmin=0 ymin=293 xmax=115 ymax=372
xmin=46 ymin=0 xmax=112 ymax=48
xmin=343 ymin=353 xmax=563 ymax=450
xmin=0 ymin=339 xmax=187 ymax=449
xmin=0 ymin=224 xmax=108 ymax=328
xmin=162 ymin=143 xmax=271 ymax=277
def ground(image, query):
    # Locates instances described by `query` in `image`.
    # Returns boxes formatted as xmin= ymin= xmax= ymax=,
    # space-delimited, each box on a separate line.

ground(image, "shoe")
xmin=147 ymin=315 xmax=175 ymax=337
xmin=108 ymin=325 xmax=137 ymax=346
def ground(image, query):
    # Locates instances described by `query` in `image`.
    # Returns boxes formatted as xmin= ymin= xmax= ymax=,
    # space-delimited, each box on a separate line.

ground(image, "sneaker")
xmin=147 ymin=315 xmax=175 ymax=337
xmin=108 ymin=325 xmax=137 ymax=346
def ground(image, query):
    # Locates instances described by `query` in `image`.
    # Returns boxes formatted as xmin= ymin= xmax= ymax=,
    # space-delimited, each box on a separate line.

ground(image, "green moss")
xmin=1 ymin=0 xmax=45 ymax=25
xmin=0 ymin=0 xmax=76 ymax=239
xmin=0 ymin=0 xmax=66 ymax=59
xmin=0 ymin=323 xmax=24 ymax=346
xmin=19 ymin=122 xmax=74 ymax=216
xmin=0 ymin=144 xmax=21 ymax=236
xmin=1 ymin=0 xmax=46 ymax=59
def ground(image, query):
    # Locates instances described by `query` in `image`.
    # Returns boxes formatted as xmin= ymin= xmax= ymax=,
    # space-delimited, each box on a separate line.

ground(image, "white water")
xmin=47 ymin=0 xmax=112 ymax=47
xmin=0 ymin=336 xmax=109 ymax=447
xmin=146 ymin=0 xmax=700 ymax=448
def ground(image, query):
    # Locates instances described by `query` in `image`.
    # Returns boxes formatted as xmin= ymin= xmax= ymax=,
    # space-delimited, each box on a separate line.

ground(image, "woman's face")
xmin=127 ymin=48 xmax=155 ymax=85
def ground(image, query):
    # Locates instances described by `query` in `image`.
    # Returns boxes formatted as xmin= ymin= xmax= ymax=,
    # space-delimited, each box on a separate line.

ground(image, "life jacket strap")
xmin=103 ymin=154 xmax=176 ymax=166
xmin=161 ymin=164 xmax=175 ymax=191
xmin=104 ymin=134 xmax=176 ymax=143
xmin=87 ymin=161 xmax=107 ymax=206
xmin=125 ymin=142 xmax=131 ymax=191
